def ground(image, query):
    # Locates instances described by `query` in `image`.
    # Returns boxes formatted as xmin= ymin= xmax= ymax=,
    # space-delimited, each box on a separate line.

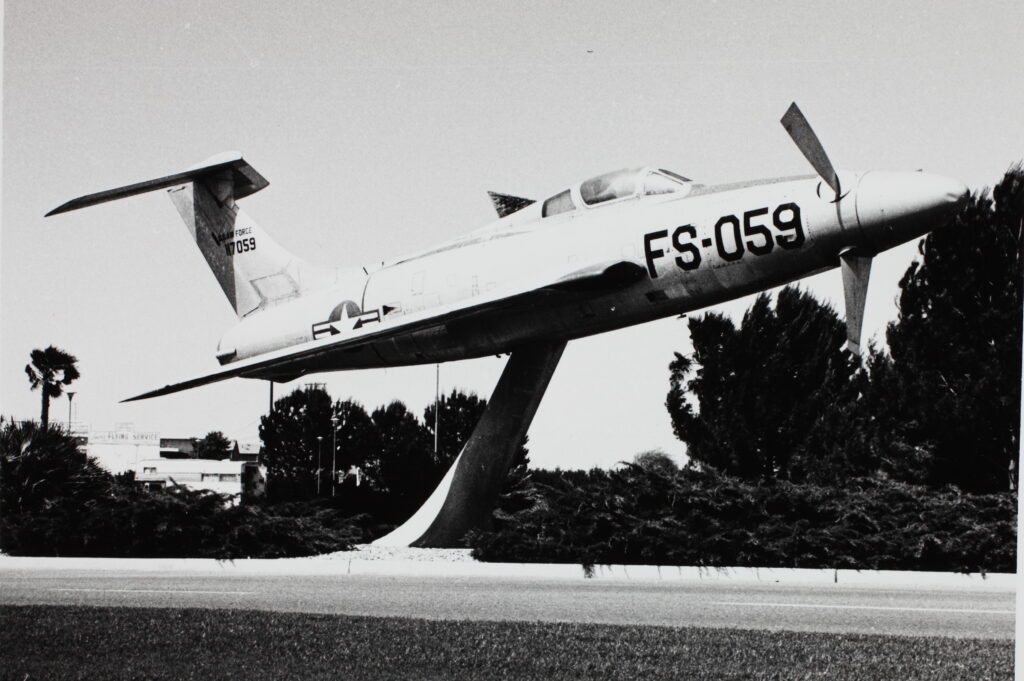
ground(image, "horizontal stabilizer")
xmin=487 ymin=191 xmax=535 ymax=218
xmin=46 ymin=152 xmax=268 ymax=217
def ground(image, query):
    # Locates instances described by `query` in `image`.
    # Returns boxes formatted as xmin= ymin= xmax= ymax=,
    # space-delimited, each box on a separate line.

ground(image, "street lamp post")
xmin=434 ymin=364 xmax=440 ymax=455
xmin=331 ymin=414 xmax=338 ymax=498
xmin=66 ymin=392 xmax=76 ymax=433
xmin=316 ymin=436 xmax=323 ymax=496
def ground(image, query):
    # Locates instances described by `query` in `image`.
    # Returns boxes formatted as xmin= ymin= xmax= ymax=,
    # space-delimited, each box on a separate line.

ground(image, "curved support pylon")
xmin=373 ymin=340 xmax=567 ymax=548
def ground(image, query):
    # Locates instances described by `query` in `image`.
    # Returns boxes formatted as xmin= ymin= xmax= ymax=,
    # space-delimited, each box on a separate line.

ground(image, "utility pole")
xmin=331 ymin=414 xmax=338 ymax=498
xmin=316 ymin=436 xmax=323 ymax=496
xmin=66 ymin=391 xmax=76 ymax=433
xmin=434 ymin=364 xmax=440 ymax=455
xmin=1016 ymin=264 xmax=1024 ymax=660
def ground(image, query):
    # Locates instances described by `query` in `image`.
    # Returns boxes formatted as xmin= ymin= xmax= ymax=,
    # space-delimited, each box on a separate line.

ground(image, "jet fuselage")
xmin=217 ymin=168 xmax=964 ymax=374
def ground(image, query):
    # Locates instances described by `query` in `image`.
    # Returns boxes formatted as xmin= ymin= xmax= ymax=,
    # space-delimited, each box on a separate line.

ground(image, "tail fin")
xmin=47 ymin=152 xmax=333 ymax=318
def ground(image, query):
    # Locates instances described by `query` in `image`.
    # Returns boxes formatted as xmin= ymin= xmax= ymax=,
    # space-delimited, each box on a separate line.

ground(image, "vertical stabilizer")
xmin=167 ymin=177 xmax=322 ymax=317
xmin=47 ymin=153 xmax=336 ymax=318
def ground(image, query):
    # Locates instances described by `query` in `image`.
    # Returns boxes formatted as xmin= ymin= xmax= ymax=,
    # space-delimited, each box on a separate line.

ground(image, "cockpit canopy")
xmin=580 ymin=168 xmax=642 ymax=205
xmin=542 ymin=167 xmax=692 ymax=218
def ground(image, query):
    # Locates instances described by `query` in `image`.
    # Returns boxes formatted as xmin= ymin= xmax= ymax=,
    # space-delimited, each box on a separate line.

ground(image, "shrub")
xmin=469 ymin=466 xmax=1015 ymax=572
xmin=1 ymin=420 xmax=364 ymax=558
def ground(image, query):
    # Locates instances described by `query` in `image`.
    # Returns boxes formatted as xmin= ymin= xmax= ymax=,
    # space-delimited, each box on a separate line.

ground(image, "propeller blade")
xmin=781 ymin=102 xmax=841 ymax=199
xmin=839 ymin=249 xmax=873 ymax=356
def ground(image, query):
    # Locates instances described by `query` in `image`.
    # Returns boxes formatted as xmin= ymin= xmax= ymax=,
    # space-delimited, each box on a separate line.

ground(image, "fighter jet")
xmin=47 ymin=104 xmax=966 ymax=402
xmin=47 ymin=103 xmax=968 ymax=546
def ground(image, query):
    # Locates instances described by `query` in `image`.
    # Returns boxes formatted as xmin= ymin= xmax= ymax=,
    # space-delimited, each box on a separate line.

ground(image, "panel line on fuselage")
xmin=690 ymin=174 xmax=816 ymax=197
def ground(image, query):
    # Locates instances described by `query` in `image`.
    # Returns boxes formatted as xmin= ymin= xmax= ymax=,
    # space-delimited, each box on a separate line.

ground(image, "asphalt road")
xmin=0 ymin=568 xmax=1013 ymax=640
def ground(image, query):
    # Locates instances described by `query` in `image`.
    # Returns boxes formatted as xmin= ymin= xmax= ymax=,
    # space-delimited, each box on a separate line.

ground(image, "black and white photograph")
xmin=1 ymin=1 xmax=1020 ymax=678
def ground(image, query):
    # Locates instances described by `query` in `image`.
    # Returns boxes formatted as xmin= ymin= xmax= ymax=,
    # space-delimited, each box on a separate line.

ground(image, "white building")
xmin=131 ymin=458 xmax=267 ymax=502
xmin=74 ymin=423 xmax=267 ymax=501
xmin=85 ymin=423 xmax=160 ymax=474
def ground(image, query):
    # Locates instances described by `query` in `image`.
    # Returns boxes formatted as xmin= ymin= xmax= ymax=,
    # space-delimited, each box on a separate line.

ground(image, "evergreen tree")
xmin=368 ymin=400 xmax=435 ymax=517
xmin=632 ymin=450 xmax=679 ymax=477
xmin=331 ymin=399 xmax=378 ymax=475
xmin=191 ymin=431 xmax=233 ymax=459
xmin=667 ymin=286 xmax=858 ymax=481
xmin=259 ymin=386 xmax=528 ymax=512
xmin=423 ymin=388 xmax=530 ymax=474
xmin=871 ymin=166 xmax=1023 ymax=492
xmin=259 ymin=387 xmax=363 ymax=502
xmin=423 ymin=389 xmax=487 ymax=468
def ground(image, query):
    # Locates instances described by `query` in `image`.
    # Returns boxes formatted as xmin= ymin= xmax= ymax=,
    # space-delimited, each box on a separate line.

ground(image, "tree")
xmin=367 ymin=400 xmax=435 ymax=518
xmin=259 ymin=388 xmax=380 ymax=502
xmin=259 ymin=387 xmax=337 ymax=502
xmin=423 ymin=389 xmax=488 ymax=468
xmin=423 ymin=386 xmax=530 ymax=478
xmin=0 ymin=419 xmax=112 ymax=554
xmin=869 ymin=166 xmax=1024 ymax=492
xmin=0 ymin=418 xmax=363 ymax=558
xmin=632 ymin=450 xmax=678 ymax=477
xmin=667 ymin=286 xmax=858 ymax=481
xmin=0 ymin=419 xmax=109 ymax=517
xmin=259 ymin=386 xmax=529 ymax=514
xmin=24 ymin=346 xmax=80 ymax=428
xmin=330 ymin=399 xmax=379 ymax=487
xmin=191 ymin=431 xmax=233 ymax=459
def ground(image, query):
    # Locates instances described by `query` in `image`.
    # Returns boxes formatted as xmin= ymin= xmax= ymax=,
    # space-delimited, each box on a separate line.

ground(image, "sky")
xmin=3 ymin=1 xmax=1023 ymax=471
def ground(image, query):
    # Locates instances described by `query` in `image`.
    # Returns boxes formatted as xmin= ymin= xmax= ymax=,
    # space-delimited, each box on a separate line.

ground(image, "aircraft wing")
xmin=123 ymin=260 xmax=645 ymax=401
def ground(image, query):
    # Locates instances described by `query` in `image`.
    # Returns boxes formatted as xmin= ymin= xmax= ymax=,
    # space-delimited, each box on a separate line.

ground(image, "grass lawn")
xmin=0 ymin=605 xmax=1012 ymax=680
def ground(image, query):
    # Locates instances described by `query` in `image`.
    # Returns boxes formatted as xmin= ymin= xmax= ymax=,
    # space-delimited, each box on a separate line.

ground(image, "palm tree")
xmin=25 ymin=346 xmax=80 ymax=428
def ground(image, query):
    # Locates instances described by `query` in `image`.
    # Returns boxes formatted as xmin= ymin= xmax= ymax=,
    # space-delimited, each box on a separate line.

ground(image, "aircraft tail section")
xmin=48 ymin=152 xmax=336 ymax=318
xmin=165 ymin=169 xmax=323 ymax=318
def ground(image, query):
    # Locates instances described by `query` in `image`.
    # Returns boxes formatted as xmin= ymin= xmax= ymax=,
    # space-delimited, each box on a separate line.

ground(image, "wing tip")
xmin=45 ymin=202 xmax=76 ymax=217
xmin=121 ymin=387 xmax=171 ymax=402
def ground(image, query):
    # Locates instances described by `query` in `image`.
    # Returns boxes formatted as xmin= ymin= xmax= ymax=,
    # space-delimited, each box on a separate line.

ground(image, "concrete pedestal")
xmin=373 ymin=340 xmax=566 ymax=547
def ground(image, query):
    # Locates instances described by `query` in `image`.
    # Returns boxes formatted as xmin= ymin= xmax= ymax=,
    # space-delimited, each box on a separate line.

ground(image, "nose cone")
xmin=855 ymin=171 xmax=968 ymax=251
